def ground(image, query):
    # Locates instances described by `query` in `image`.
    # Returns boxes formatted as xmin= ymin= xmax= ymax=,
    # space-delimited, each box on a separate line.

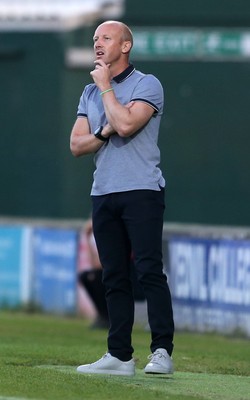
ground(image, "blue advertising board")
xmin=33 ymin=228 xmax=78 ymax=314
xmin=168 ymin=237 xmax=250 ymax=336
xmin=0 ymin=226 xmax=32 ymax=307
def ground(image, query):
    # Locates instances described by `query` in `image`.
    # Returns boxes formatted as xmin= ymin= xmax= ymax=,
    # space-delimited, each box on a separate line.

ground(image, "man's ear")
xmin=122 ymin=41 xmax=132 ymax=54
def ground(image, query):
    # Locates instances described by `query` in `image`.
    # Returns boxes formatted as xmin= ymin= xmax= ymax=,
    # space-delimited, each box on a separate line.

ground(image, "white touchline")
xmin=0 ymin=397 xmax=37 ymax=400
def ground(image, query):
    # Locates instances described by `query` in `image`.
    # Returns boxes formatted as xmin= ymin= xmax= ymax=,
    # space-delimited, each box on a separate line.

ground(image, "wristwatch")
xmin=94 ymin=126 xmax=108 ymax=142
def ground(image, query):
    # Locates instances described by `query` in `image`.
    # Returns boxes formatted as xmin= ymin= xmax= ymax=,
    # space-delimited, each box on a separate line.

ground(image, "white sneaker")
xmin=144 ymin=348 xmax=174 ymax=374
xmin=77 ymin=353 xmax=135 ymax=376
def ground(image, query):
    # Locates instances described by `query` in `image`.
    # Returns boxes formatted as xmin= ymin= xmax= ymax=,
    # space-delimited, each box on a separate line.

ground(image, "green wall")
xmin=0 ymin=29 xmax=93 ymax=219
xmin=125 ymin=0 xmax=250 ymax=26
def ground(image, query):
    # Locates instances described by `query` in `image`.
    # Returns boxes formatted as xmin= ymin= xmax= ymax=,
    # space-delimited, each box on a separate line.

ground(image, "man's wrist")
xmin=94 ymin=126 xmax=109 ymax=142
xmin=100 ymin=88 xmax=114 ymax=96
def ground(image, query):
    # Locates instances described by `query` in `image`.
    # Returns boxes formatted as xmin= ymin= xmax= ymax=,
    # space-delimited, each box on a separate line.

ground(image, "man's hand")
xmin=102 ymin=122 xmax=116 ymax=139
xmin=125 ymin=101 xmax=135 ymax=110
xmin=90 ymin=60 xmax=111 ymax=91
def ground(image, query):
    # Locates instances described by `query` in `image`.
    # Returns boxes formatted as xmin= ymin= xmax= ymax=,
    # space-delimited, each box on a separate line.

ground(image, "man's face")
xmin=93 ymin=23 xmax=124 ymax=65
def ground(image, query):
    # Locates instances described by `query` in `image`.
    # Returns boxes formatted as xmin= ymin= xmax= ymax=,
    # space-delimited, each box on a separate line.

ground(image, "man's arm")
xmin=91 ymin=60 xmax=155 ymax=137
xmin=70 ymin=117 xmax=114 ymax=157
xmin=102 ymin=94 xmax=155 ymax=137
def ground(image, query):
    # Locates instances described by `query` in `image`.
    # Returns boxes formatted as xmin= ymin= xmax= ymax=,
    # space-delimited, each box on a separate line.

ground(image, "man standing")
xmin=70 ymin=20 xmax=174 ymax=376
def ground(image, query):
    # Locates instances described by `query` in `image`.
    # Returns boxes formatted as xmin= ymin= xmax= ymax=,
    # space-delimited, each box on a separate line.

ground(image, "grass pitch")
xmin=0 ymin=311 xmax=249 ymax=400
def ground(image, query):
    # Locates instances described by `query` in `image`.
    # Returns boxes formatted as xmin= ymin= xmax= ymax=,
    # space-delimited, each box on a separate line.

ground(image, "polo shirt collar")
xmin=112 ymin=64 xmax=135 ymax=83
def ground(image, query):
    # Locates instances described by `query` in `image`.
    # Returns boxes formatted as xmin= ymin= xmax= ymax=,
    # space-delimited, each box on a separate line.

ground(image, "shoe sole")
xmin=145 ymin=367 xmax=173 ymax=374
xmin=77 ymin=368 xmax=135 ymax=376
xmin=145 ymin=371 xmax=173 ymax=375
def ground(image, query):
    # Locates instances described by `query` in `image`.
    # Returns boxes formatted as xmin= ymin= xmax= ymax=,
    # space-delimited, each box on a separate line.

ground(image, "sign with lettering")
xmin=0 ymin=226 xmax=32 ymax=307
xmin=132 ymin=28 xmax=250 ymax=60
xmin=168 ymin=237 xmax=250 ymax=335
xmin=33 ymin=228 xmax=78 ymax=314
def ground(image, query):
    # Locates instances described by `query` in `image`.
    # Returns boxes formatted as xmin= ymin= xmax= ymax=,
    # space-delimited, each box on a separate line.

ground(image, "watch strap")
xmin=94 ymin=126 xmax=108 ymax=142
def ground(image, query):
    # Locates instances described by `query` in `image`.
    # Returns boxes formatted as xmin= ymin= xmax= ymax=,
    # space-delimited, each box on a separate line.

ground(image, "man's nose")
xmin=94 ymin=39 xmax=102 ymax=47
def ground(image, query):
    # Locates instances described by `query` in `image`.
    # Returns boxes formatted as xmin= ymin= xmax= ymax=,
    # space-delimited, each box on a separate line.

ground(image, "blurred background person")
xmin=78 ymin=218 xmax=109 ymax=329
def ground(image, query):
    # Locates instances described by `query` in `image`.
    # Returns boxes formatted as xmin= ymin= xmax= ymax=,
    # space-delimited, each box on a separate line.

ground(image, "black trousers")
xmin=92 ymin=189 xmax=174 ymax=361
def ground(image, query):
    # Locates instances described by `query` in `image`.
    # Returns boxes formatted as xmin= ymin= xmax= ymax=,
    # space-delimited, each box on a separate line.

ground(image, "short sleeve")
xmin=131 ymin=74 xmax=164 ymax=114
xmin=77 ymin=87 xmax=88 ymax=118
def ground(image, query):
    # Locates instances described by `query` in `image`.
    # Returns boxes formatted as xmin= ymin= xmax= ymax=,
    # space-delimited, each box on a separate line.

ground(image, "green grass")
xmin=0 ymin=311 xmax=250 ymax=400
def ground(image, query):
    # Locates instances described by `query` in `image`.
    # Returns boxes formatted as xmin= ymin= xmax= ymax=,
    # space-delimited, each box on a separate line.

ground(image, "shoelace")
xmin=91 ymin=353 xmax=109 ymax=365
xmin=147 ymin=350 xmax=167 ymax=363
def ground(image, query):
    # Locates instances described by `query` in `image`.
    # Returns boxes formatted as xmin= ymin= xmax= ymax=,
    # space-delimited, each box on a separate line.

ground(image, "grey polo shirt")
xmin=77 ymin=64 xmax=165 ymax=195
